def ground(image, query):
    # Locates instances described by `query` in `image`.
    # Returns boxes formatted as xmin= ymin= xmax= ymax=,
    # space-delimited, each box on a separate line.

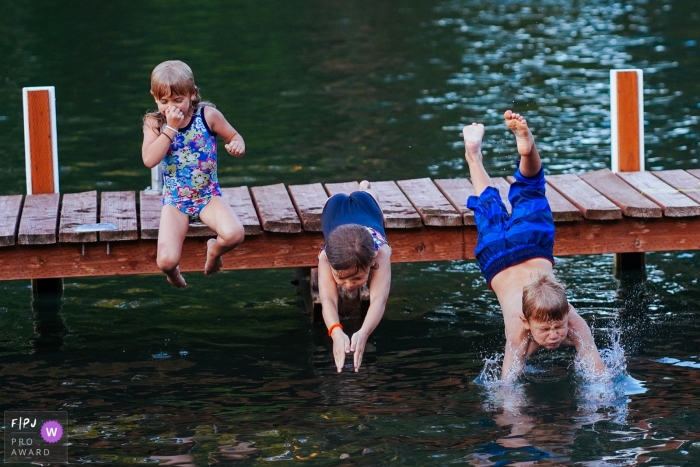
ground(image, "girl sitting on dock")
xmin=142 ymin=60 xmax=246 ymax=287
xmin=319 ymin=181 xmax=392 ymax=373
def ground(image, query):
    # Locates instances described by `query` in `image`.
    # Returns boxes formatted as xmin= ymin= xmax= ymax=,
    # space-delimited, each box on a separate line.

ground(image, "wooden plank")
xmin=0 ymin=195 xmax=23 ymax=247
xmin=186 ymin=188 xmax=263 ymax=238
xmin=59 ymin=191 xmax=97 ymax=242
xmin=687 ymin=169 xmax=700 ymax=180
xmin=579 ymin=169 xmax=661 ymax=218
xmin=0 ymin=226 xmax=463 ymax=280
xmin=250 ymin=183 xmax=302 ymax=233
xmin=100 ymin=191 xmax=138 ymax=241
xmin=140 ymin=190 xmax=262 ymax=240
xmin=223 ymin=186 xmax=262 ymax=236
xmin=325 ymin=181 xmax=359 ymax=197
xmin=396 ymin=178 xmax=461 ymax=226
xmin=652 ymin=170 xmax=700 ymax=207
xmin=288 ymin=183 xmax=328 ymax=232
xmin=4 ymin=217 xmax=700 ymax=280
xmin=618 ymin=171 xmax=700 ymax=217
xmin=139 ymin=191 xmax=162 ymax=240
xmin=491 ymin=177 xmax=513 ymax=214
xmin=553 ymin=217 xmax=700 ymax=256
xmin=18 ymin=193 xmax=59 ymax=245
xmin=370 ymin=181 xmax=422 ymax=229
xmin=547 ymin=174 xmax=622 ymax=220
xmin=185 ymin=221 xmax=216 ymax=238
xmin=433 ymin=178 xmax=475 ymax=226
xmin=505 ymin=176 xmax=582 ymax=222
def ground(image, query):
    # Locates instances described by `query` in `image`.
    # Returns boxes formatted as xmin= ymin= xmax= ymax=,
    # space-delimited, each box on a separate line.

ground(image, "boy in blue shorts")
xmin=464 ymin=110 xmax=606 ymax=381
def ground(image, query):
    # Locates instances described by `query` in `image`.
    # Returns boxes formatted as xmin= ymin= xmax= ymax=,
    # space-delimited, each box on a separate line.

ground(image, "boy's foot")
xmin=204 ymin=238 xmax=223 ymax=275
xmin=504 ymin=110 xmax=535 ymax=158
xmin=166 ymin=266 xmax=187 ymax=288
xmin=463 ymin=123 xmax=485 ymax=166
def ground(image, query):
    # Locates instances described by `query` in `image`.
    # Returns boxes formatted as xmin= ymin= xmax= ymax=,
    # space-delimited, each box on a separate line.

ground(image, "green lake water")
xmin=2 ymin=0 xmax=700 ymax=464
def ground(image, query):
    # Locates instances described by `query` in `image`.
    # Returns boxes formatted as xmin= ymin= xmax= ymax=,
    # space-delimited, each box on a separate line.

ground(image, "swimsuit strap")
xmin=365 ymin=226 xmax=388 ymax=250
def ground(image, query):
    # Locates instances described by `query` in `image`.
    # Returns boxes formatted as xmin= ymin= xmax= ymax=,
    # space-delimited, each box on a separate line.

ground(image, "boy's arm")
xmin=567 ymin=307 xmax=606 ymax=375
xmin=318 ymin=252 xmax=351 ymax=373
xmin=350 ymin=245 xmax=391 ymax=372
xmin=203 ymin=106 xmax=245 ymax=157
xmin=502 ymin=328 xmax=530 ymax=381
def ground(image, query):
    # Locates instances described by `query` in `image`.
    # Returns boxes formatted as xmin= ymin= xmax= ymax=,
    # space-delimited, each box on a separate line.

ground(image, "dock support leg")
xmin=294 ymin=267 xmax=368 ymax=323
xmin=31 ymin=278 xmax=64 ymax=295
xmin=613 ymin=253 xmax=645 ymax=277
xmin=31 ymin=290 xmax=67 ymax=353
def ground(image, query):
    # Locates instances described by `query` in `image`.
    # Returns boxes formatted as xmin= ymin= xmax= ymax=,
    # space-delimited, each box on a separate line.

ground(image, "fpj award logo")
xmin=4 ymin=411 xmax=68 ymax=463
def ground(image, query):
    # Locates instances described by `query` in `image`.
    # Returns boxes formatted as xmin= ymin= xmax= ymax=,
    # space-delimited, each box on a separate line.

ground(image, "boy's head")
xmin=325 ymin=224 xmax=377 ymax=291
xmin=520 ymin=273 xmax=570 ymax=349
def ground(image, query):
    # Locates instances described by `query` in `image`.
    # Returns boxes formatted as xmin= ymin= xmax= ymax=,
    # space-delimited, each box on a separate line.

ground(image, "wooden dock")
xmin=1 ymin=168 xmax=700 ymax=281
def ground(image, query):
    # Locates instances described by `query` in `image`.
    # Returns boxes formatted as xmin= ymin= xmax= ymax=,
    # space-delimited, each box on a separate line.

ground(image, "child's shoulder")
xmin=142 ymin=113 xmax=161 ymax=130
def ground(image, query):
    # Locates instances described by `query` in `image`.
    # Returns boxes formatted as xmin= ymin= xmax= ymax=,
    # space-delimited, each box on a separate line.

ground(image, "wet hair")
xmin=325 ymin=224 xmax=376 ymax=276
xmin=522 ymin=273 xmax=569 ymax=322
xmin=143 ymin=60 xmax=213 ymax=129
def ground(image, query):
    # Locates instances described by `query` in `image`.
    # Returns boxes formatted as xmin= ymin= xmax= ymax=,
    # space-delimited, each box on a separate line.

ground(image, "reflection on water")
xmin=1 ymin=0 xmax=700 ymax=464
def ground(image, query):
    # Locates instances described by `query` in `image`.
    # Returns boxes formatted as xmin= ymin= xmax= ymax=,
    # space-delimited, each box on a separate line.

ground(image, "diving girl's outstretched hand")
xmin=330 ymin=328 xmax=351 ymax=373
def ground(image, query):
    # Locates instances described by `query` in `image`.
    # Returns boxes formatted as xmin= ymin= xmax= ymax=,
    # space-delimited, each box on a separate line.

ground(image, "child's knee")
xmin=156 ymin=252 xmax=180 ymax=272
xmin=219 ymin=224 xmax=245 ymax=247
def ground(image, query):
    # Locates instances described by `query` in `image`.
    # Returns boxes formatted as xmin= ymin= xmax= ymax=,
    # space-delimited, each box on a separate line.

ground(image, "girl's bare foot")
xmin=204 ymin=238 xmax=223 ymax=275
xmin=359 ymin=179 xmax=380 ymax=204
xmin=463 ymin=123 xmax=485 ymax=165
xmin=504 ymin=110 xmax=535 ymax=157
xmin=166 ymin=266 xmax=187 ymax=288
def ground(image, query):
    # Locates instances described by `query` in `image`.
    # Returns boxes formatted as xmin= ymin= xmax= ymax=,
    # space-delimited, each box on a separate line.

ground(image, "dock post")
xmin=23 ymin=86 xmax=64 ymax=295
xmin=295 ymin=267 xmax=369 ymax=323
xmin=610 ymin=69 xmax=646 ymax=276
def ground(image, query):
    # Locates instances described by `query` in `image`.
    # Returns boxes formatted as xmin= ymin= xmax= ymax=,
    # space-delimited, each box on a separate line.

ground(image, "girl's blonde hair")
xmin=143 ymin=60 xmax=213 ymax=129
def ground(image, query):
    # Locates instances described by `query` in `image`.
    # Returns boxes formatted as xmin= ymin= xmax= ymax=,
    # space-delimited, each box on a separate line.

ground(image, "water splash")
xmin=475 ymin=327 xmax=642 ymax=422
xmin=474 ymin=352 xmax=504 ymax=386
xmin=575 ymin=327 xmax=645 ymax=425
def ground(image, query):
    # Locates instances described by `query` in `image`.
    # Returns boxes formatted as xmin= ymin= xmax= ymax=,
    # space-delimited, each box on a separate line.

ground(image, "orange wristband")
xmin=328 ymin=323 xmax=343 ymax=337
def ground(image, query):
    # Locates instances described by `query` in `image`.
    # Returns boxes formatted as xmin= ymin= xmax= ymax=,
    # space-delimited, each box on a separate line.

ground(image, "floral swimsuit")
xmin=161 ymin=105 xmax=221 ymax=221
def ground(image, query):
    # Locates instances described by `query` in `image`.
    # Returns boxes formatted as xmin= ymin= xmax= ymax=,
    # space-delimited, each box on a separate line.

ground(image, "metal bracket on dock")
xmin=144 ymin=165 xmax=163 ymax=195
xmin=75 ymin=223 xmax=117 ymax=255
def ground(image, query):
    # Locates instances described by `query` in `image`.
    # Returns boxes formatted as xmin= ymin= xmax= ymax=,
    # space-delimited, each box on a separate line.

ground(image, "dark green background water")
xmin=2 ymin=0 xmax=700 ymax=464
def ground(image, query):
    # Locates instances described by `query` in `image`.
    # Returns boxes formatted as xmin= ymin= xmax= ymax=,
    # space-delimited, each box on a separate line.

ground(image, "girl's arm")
xmin=350 ymin=245 xmax=392 ymax=372
xmin=318 ymin=251 xmax=351 ymax=373
xmin=203 ymin=106 xmax=245 ymax=157
xmin=142 ymin=108 xmax=183 ymax=168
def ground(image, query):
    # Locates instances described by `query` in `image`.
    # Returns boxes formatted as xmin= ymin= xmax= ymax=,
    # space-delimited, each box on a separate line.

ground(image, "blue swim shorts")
xmin=466 ymin=165 xmax=555 ymax=286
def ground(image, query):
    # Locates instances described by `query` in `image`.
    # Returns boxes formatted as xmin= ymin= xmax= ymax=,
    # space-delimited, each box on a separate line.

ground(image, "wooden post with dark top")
xmin=23 ymin=86 xmax=63 ymax=294
xmin=610 ymin=70 xmax=646 ymax=275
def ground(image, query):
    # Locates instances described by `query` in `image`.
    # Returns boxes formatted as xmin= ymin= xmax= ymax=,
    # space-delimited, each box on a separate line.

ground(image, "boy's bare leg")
xmin=504 ymin=110 xmax=541 ymax=177
xmin=462 ymin=123 xmax=491 ymax=196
